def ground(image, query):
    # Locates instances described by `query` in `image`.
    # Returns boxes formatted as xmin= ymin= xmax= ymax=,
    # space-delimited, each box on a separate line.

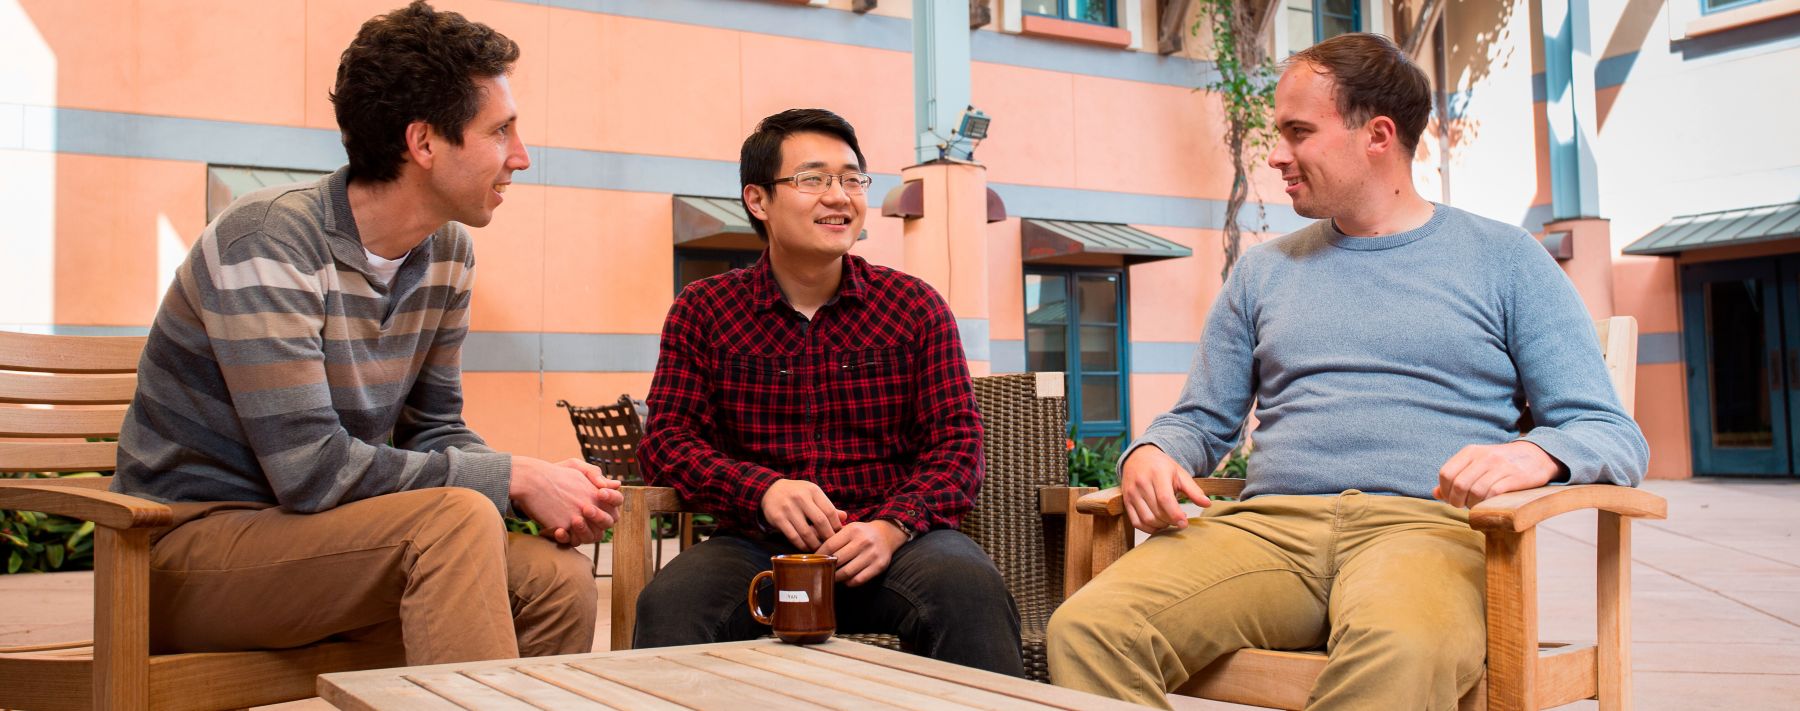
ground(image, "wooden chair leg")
xmin=652 ymin=513 xmax=666 ymax=571
xmin=1061 ymin=488 xmax=1096 ymax=598
xmin=94 ymin=527 xmax=151 ymax=711
xmin=1484 ymin=528 xmax=1538 ymax=711
xmin=679 ymin=514 xmax=697 ymax=552
xmin=1089 ymin=513 xmax=1132 ymax=579
xmin=1597 ymin=512 xmax=1632 ymax=711
xmin=610 ymin=489 xmax=657 ymax=652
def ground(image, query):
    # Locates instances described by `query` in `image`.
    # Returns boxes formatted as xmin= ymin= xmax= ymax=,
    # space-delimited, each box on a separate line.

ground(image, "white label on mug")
xmin=778 ymin=590 xmax=809 ymax=603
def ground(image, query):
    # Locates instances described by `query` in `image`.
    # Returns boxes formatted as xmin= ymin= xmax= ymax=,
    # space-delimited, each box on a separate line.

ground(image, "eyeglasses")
xmin=765 ymin=171 xmax=874 ymax=196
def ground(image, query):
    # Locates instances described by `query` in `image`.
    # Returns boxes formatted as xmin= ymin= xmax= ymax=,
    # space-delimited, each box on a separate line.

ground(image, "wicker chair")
xmin=555 ymin=395 xmax=700 ymax=575
xmin=607 ymin=371 xmax=1089 ymax=682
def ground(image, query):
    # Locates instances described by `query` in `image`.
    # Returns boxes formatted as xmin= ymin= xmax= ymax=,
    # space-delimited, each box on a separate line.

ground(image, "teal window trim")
xmin=1024 ymin=0 xmax=1117 ymax=27
xmin=1023 ymin=265 xmax=1131 ymax=441
xmin=1313 ymin=0 xmax=1362 ymax=43
xmin=1701 ymin=0 xmax=1764 ymax=14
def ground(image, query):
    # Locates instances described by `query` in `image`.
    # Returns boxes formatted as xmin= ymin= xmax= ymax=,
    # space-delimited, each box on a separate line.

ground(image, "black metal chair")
xmin=555 ymin=395 xmax=702 ymax=576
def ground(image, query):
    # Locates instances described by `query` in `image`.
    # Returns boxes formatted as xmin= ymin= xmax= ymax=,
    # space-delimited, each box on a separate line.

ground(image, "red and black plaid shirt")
xmin=640 ymin=253 xmax=984 ymax=537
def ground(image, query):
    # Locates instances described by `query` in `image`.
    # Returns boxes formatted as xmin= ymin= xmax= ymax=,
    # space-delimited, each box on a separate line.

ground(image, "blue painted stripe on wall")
xmin=18 ymin=104 xmax=1303 ymax=232
xmin=996 ymin=182 xmax=1312 ymax=234
xmin=2 ymin=326 xmax=1693 ymax=372
xmin=542 ymin=332 xmax=661 ymax=372
xmin=47 ymin=106 xmax=346 ymax=171
xmin=469 ymin=321 xmax=990 ymax=373
xmin=1530 ymin=51 xmax=1637 ymax=103
xmin=1443 ymin=51 xmax=1638 ymax=115
xmin=533 ymin=146 xmax=736 ymax=194
xmin=990 ymin=340 xmax=1025 ymax=374
xmin=1130 ymin=341 xmax=1198 ymax=374
xmin=522 ymin=0 xmax=1216 ymax=89
xmin=462 ymin=331 xmax=542 ymax=372
xmin=957 ymin=319 xmax=991 ymax=361
xmin=1639 ymin=332 xmax=1682 ymax=365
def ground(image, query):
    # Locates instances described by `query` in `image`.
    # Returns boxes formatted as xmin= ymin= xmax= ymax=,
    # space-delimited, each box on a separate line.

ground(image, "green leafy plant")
xmin=1214 ymin=439 xmax=1253 ymax=479
xmin=1068 ymin=433 xmax=1126 ymax=489
xmin=506 ymin=516 xmax=617 ymax=543
xmin=1 ymin=472 xmax=101 ymax=574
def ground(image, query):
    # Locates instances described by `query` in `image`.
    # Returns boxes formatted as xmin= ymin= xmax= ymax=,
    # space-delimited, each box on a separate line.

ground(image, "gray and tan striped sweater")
xmin=113 ymin=166 xmax=513 ymax=514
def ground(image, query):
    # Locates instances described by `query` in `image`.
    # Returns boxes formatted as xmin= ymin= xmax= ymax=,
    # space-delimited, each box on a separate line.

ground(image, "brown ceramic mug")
xmin=748 ymin=553 xmax=836 ymax=644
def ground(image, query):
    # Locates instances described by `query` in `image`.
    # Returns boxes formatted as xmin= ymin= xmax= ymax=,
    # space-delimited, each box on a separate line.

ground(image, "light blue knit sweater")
xmin=1130 ymin=204 xmax=1649 ymax=499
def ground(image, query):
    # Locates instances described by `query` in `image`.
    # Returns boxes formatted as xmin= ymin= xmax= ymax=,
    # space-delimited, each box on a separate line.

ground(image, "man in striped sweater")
xmin=112 ymin=1 xmax=616 ymax=664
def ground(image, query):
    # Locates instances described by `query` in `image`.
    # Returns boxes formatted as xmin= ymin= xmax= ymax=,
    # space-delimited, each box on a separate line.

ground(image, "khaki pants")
xmin=1048 ymin=491 xmax=1486 ymax=710
xmin=147 ymin=487 xmax=596 ymax=665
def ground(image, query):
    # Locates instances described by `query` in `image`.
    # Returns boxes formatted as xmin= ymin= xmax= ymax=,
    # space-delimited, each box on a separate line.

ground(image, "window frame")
xmin=673 ymin=248 xmax=761 ymax=295
xmin=1022 ymin=0 xmax=1117 ymax=27
xmin=1281 ymin=0 xmax=1366 ymax=55
xmin=1701 ymin=0 xmax=1764 ymax=14
xmin=1022 ymin=265 xmax=1131 ymax=442
xmin=1311 ymin=0 xmax=1362 ymax=43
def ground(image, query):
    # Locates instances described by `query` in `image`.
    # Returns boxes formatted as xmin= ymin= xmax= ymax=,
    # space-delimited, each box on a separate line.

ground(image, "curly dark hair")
xmin=330 ymin=1 xmax=520 ymax=183
xmin=740 ymin=109 xmax=867 ymax=242
xmin=1287 ymin=33 xmax=1431 ymax=155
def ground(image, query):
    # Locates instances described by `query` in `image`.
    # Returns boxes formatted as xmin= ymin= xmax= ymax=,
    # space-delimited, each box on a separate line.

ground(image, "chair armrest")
xmin=1039 ymin=486 xmax=1095 ymax=515
xmin=1075 ymin=477 xmax=1248 ymax=516
xmin=621 ymin=485 xmax=691 ymax=514
xmin=0 ymin=482 xmax=172 ymax=529
xmin=1469 ymin=484 xmax=1667 ymax=533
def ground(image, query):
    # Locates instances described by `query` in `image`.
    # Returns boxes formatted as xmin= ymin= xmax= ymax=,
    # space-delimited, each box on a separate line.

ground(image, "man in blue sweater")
xmin=1046 ymin=33 xmax=1648 ymax=709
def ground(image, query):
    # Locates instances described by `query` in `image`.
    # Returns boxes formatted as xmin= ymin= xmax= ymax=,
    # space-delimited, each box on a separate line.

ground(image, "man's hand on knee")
xmin=508 ymin=456 xmax=622 ymax=546
xmin=1120 ymin=444 xmax=1209 ymax=535
xmin=818 ymin=519 xmax=907 ymax=586
xmin=1434 ymin=440 xmax=1564 ymax=508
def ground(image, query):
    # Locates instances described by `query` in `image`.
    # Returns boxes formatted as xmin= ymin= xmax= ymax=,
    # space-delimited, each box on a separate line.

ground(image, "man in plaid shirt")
xmin=634 ymin=109 xmax=1023 ymax=676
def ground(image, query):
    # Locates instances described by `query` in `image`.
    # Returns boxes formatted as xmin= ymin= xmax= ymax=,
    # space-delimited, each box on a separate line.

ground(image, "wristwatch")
xmin=879 ymin=518 xmax=916 ymax=542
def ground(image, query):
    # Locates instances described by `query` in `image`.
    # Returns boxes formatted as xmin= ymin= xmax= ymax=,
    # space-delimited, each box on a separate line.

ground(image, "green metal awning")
xmin=1021 ymin=219 xmax=1191 ymax=267
xmin=1623 ymin=201 xmax=1800 ymax=256
xmin=206 ymin=166 xmax=327 ymax=222
xmin=673 ymin=195 xmax=865 ymax=250
xmin=673 ymin=195 xmax=761 ymax=251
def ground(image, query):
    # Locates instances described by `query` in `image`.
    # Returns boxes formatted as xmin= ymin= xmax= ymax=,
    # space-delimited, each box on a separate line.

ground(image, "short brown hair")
xmin=1288 ymin=33 xmax=1432 ymax=154
xmin=331 ymin=1 xmax=520 ymax=183
xmin=739 ymin=109 xmax=867 ymax=242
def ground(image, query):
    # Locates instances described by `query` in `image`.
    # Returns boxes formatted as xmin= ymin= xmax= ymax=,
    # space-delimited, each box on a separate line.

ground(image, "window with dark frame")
xmin=1701 ymin=0 xmax=1765 ymax=13
xmin=1024 ymin=267 xmax=1130 ymax=443
xmin=1021 ymin=0 xmax=1116 ymax=26
xmin=674 ymin=248 xmax=760 ymax=295
xmin=1285 ymin=0 xmax=1361 ymax=53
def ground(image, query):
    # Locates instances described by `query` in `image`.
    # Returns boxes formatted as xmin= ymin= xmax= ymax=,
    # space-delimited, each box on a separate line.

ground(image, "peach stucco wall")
xmin=13 ymin=0 xmax=1782 ymax=480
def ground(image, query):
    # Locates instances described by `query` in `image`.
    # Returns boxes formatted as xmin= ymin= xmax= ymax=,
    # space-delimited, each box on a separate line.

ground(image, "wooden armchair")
xmin=0 ymin=331 xmax=403 ymax=711
xmin=1068 ymin=316 xmax=1666 ymax=710
xmin=609 ymin=371 xmax=1090 ymax=681
xmin=556 ymin=395 xmax=699 ymax=574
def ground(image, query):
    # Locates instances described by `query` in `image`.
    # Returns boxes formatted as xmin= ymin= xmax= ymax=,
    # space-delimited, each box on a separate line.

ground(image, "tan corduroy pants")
xmin=1048 ymin=491 xmax=1487 ymax=710
xmin=146 ymin=487 xmax=596 ymax=665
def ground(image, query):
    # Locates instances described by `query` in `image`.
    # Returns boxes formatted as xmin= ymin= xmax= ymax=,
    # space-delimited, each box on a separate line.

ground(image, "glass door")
xmin=1681 ymin=257 xmax=1792 ymax=476
xmin=1024 ymin=268 xmax=1129 ymax=442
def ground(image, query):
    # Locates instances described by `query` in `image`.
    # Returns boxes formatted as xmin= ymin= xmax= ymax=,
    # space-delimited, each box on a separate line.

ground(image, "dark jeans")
xmin=633 ymin=528 xmax=1025 ymax=677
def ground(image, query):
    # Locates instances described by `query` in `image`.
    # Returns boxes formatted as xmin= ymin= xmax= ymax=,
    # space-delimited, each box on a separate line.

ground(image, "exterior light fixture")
xmin=956 ymin=106 xmax=991 ymax=141
xmin=945 ymin=105 xmax=990 ymax=161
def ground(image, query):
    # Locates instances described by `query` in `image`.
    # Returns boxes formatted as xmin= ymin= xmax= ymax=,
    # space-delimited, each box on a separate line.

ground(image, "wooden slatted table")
xmin=319 ymin=638 xmax=1149 ymax=710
